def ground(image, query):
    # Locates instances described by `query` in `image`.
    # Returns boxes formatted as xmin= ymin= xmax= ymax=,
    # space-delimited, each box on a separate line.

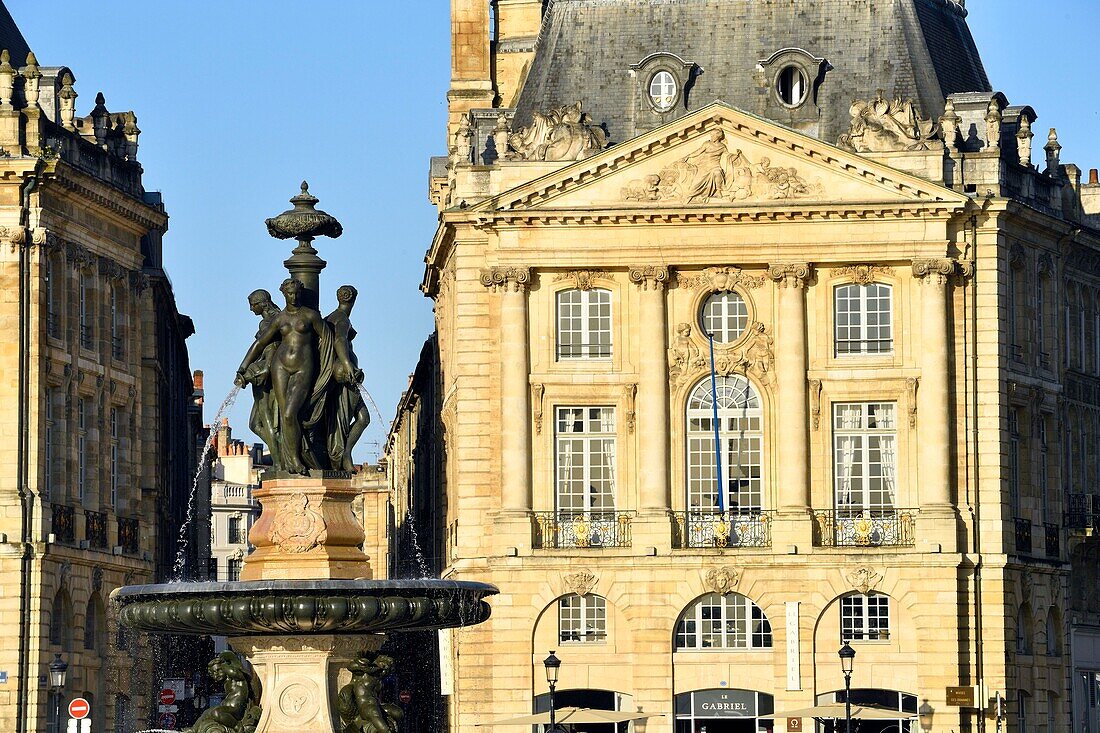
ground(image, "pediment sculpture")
xmin=837 ymin=92 xmax=941 ymax=153
xmin=620 ymin=130 xmax=823 ymax=204
xmin=506 ymin=102 xmax=608 ymax=162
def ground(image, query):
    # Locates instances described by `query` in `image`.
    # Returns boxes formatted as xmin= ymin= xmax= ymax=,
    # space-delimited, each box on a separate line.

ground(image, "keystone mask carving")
xmin=837 ymin=93 xmax=941 ymax=153
xmin=507 ymin=102 xmax=608 ymax=162
xmin=702 ymin=566 xmax=740 ymax=595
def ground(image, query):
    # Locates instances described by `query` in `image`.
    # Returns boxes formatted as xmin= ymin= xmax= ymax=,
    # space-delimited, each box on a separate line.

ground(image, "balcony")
xmin=51 ymin=504 xmax=75 ymax=543
xmin=813 ymin=509 xmax=916 ymax=548
xmin=111 ymin=334 xmax=125 ymax=361
xmin=118 ymin=517 xmax=139 ymax=554
xmin=46 ymin=312 xmax=60 ymax=340
xmin=674 ymin=511 xmax=772 ymax=549
xmin=1045 ymin=523 xmax=1060 ymax=559
xmin=85 ymin=511 xmax=107 ymax=549
xmin=1065 ymin=494 xmax=1100 ymax=532
xmin=532 ymin=511 xmax=633 ymax=549
xmin=1014 ymin=517 xmax=1033 ymax=554
xmin=79 ymin=323 xmax=93 ymax=350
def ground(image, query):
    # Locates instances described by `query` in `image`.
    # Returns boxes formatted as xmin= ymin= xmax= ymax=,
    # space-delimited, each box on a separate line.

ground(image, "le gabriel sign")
xmin=675 ymin=689 xmax=762 ymax=718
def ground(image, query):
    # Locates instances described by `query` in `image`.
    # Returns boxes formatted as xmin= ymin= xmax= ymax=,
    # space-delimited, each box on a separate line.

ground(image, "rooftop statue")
xmin=506 ymin=102 xmax=608 ymax=162
xmin=837 ymin=92 xmax=941 ymax=153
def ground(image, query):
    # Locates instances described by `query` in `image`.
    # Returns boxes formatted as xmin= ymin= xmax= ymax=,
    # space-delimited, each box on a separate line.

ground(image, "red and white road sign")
xmin=159 ymin=712 xmax=177 ymax=729
xmin=398 ymin=690 xmax=412 ymax=704
xmin=160 ymin=688 xmax=177 ymax=705
xmin=68 ymin=697 xmax=90 ymax=720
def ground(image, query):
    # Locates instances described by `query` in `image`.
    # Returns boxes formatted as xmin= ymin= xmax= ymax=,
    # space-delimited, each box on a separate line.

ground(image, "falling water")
xmin=358 ymin=382 xmax=390 ymax=428
xmin=171 ymin=385 xmax=242 ymax=581
xmin=403 ymin=508 xmax=433 ymax=579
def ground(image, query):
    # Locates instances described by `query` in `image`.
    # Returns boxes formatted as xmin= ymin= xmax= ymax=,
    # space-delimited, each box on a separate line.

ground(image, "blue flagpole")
xmin=707 ymin=332 xmax=725 ymax=514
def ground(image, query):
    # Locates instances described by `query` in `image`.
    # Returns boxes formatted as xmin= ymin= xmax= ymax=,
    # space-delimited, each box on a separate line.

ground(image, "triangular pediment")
xmin=472 ymin=103 xmax=968 ymax=215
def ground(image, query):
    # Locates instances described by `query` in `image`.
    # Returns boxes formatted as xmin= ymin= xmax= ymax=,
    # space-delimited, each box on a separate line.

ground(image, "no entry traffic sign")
xmin=68 ymin=697 xmax=90 ymax=719
xmin=160 ymin=688 xmax=177 ymax=706
xmin=398 ymin=690 xmax=412 ymax=704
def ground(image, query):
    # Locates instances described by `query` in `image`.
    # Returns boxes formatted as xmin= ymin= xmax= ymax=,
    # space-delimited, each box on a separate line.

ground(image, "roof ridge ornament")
xmin=837 ymin=92 xmax=942 ymax=153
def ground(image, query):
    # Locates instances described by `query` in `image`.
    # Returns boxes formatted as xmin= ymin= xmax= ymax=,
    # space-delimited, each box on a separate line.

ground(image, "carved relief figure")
xmin=837 ymin=92 xmax=941 ymax=153
xmin=742 ymin=322 xmax=773 ymax=375
xmin=336 ymin=651 xmax=403 ymax=733
xmin=270 ymin=493 xmax=328 ymax=553
xmin=668 ymin=322 xmax=704 ymax=383
xmin=621 ymin=130 xmax=821 ymax=203
xmin=185 ymin=652 xmax=262 ymax=733
xmin=507 ymin=102 xmax=607 ymax=162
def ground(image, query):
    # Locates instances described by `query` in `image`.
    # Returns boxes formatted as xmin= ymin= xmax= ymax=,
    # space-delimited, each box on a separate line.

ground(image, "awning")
xmin=773 ymin=703 xmax=914 ymax=720
xmin=479 ymin=707 xmax=664 ymax=725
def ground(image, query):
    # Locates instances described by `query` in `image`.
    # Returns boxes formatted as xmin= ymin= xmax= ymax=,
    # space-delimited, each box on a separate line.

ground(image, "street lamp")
xmin=543 ymin=650 xmax=561 ymax=733
xmin=48 ymin=653 xmax=67 ymax=733
xmin=918 ymin=699 xmax=935 ymax=732
xmin=838 ymin=641 xmax=855 ymax=733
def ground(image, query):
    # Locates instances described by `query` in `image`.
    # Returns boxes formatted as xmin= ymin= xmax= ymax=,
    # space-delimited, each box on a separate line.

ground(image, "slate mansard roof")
xmin=513 ymin=0 xmax=991 ymax=145
xmin=0 ymin=1 xmax=30 ymax=64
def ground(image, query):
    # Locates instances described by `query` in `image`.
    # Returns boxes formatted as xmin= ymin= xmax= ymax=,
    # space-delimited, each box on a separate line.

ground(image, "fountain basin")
xmin=112 ymin=579 xmax=497 ymax=636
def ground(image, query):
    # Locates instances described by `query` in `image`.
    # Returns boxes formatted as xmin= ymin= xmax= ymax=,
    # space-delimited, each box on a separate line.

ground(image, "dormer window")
xmin=776 ymin=65 xmax=809 ymax=107
xmin=649 ymin=71 xmax=677 ymax=112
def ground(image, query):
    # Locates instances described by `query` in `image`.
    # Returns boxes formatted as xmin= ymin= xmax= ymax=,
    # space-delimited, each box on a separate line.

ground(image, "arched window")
xmin=78 ymin=274 xmax=93 ymax=350
xmin=675 ymin=592 xmax=772 ymax=650
xmin=686 ymin=376 xmax=763 ymax=514
xmin=834 ymin=283 xmax=892 ymax=355
xmin=84 ymin=597 xmax=101 ymax=652
xmin=50 ymin=590 xmax=72 ymax=652
xmin=556 ymin=288 xmax=612 ymax=360
xmin=558 ymin=594 xmax=607 ymax=643
xmin=1017 ymin=605 xmax=1033 ymax=655
xmin=1046 ymin=607 xmax=1062 ymax=656
xmin=45 ymin=255 xmax=59 ymax=339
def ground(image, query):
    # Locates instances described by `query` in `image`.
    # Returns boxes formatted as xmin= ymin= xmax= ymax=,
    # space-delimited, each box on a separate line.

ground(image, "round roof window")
xmin=776 ymin=65 xmax=809 ymax=107
xmin=649 ymin=70 xmax=677 ymax=112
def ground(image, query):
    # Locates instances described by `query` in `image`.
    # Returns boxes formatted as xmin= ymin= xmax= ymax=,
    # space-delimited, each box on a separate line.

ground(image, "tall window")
xmin=675 ymin=593 xmax=772 ymax=650
xmin=1008 ymin=264 xmax=1020 ymax=358
xmin=1010 ymin=409 xmax=1021 ymax=516
xmin=110 ymin=408 xmax=119 ymax=507
xmin=841 ymin=593 xmax=890 ymax=641
xmin=228 ymin=516 xmax=246 ymax=544
xmin=1038 ymin=417 xmax=1049 ymax=523
xmin=555 ymin=407 xmax=615 ymax=517
xmin=1037 ymin=276 xmax=1048 ymax=368
xmin=686 ymin=376 xmax=763 ymax=514
xmin=79 ymin=275 xmax=92 ymax=349
xmin=556 ymin=288 xmax=612 ymax=359
xmin=110 ymin=286 xmax=124 ymax=360
xmin=1046 ymin=608 xmax=1062 ymax=656
xmin=50 ymin=590 xmax=71 ymax=652
xmin=558 ymin=594 xmax=607 ymax=643
xmin=1017 ymin=605 xmax=1033 ymax=655
xmin=1019 ymin=691 xmax=1029 ymax=733
xmin=84 ymin=598 xmax=99 ymax=651
xmin=834 ymin=283 xmax=892 ymax=355
xmin=45 ymin=257 xmax=59 ymax=339
xmin=44 ymin=389 xmax=54 ymax=500
xmin=227 ymin=558 xmax=242 ymax=582
xmin=700 ymin=291 xmax=749 ymax=344
xmin=834 ymin=403 xmax=897 ymax=515
xmin=114 ymin=695 xmax=131 ymax=733
xmin=77 ymin=399 xmax=87 ymax=500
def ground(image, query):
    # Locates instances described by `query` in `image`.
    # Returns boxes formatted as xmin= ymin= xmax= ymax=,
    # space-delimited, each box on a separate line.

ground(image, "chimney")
xmin=1089 ymin=169 xmax=1099 ymax=186
xmin=193 ymin=370 xmax=204 ymax=390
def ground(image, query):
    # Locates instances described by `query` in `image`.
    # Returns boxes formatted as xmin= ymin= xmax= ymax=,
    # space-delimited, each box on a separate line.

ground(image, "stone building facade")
xmin=388 ymin=1 xmax=1100 ymax=732
xmin=0 ymin=7 xmax=203 ymax=732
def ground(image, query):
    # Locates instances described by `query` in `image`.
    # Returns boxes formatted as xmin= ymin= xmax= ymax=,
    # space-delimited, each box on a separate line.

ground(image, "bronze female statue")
xmin=325 ymin=285 xmax=370 ymax=471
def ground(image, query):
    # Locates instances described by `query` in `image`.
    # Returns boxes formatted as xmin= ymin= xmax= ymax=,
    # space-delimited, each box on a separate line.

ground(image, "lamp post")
xmin=918 ymin=699 xmax=934 ymax=732
xmin=838 ymin=641 xmax=855 ymax=733
xmin=48 ymin=653 xmax=67 ymax=733
xmin=543 ymin=650 xmax=561 ymax=733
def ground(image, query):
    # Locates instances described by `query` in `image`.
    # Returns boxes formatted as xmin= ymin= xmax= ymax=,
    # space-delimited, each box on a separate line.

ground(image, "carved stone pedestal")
xmin=242 ymin=473 xmax=372 ymax=581
xmin=232 ymin=633 xmax=382 ymax=733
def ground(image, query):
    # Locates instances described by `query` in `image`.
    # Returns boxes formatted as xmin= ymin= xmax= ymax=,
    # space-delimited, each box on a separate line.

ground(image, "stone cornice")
xmin=50 ymin=162 xmax=167 ymax=232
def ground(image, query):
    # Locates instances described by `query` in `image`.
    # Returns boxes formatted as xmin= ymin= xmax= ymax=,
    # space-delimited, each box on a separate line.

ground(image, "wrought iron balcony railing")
xmin=674 ymin=511 xmax=773 ymax=549
xmin=118 ymin=517 xmax=139 ymax=554
xmin=532 ymin=511 xmax=633 ymax=549
xmin=51 ymin=504 xmax=75 ymax=543
xmin=79 ymin=323 xmax=93 ymax=350
xmin=85 ymin=510 xmax=107 ymax=549
xmin=1065 ymin=494 xmax=1100 ymax=532
xmin=46 ymin=312 xmax=60 ymax=340
xmin=813 ymin=508 xmax=916 ymax=548
xmin=1045 ymin=523 xmax=1060 ymax=559
xmin=111 ymin=335 xmax=125 ymax=361
xmin=1014 ymin=517 xmax=1033 ymax=554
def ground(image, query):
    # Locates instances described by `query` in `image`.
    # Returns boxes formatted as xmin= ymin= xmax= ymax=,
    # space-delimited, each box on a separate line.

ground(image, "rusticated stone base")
xmin=231 ymin=633 xmax=383 ymax=733
xmin=242 ymin=474 xmax=372 ymax=581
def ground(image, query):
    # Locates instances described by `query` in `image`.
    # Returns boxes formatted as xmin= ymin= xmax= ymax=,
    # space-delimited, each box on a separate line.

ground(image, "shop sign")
xmin=946 ymin=686 xmax=976 ymax=707
xmin=691 ymin=689 xmax=757 ymax=718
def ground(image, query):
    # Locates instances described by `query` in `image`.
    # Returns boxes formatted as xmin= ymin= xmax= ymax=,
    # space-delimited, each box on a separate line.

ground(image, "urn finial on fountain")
xmin=265 ymin=181 xmax=343 ymax=309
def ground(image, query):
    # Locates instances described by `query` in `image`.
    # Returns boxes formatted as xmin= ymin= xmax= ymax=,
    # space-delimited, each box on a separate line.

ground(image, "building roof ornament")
xmin=837 ymin=92 xmax=941 ymax=153
xmin=506 ymin=102 xmax=607 ymax=162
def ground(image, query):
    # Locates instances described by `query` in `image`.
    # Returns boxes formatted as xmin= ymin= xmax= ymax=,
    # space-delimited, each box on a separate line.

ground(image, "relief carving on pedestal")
xmin=837 ymin=93 xmax=941 ymax=153
xmin=269 ymin=493 xmax=328 ymax=553
xmin=621 ymin=130 xmax=822 ymax=204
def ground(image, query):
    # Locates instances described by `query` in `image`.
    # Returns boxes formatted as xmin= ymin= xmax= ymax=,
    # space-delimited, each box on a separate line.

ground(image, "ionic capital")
xmin=628 ymin=265 xmax=669 ymax=291
xmin=767 ymin=262 xmax=812 ymax=288
xmin=911 ymin=258 xmax=956 ymax=286
xmin=479 ymin=266 xmax=531 ymax=293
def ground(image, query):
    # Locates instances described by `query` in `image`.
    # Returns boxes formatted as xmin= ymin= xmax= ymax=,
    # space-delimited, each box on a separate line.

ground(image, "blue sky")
xmin=10 ymin=1 xmax=1099 ymax=462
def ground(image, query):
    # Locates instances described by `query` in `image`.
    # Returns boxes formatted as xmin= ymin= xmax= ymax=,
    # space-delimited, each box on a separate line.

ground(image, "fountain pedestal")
xmin=243 ymin=473 xmax=372 ymax=581
xmin=232 ymin=634 xmax=382 ymax=733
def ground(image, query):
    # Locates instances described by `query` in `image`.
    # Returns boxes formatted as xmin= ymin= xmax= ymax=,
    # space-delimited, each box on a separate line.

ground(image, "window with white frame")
xmin=834 ymin=283 xmax=893 ymax=355
xmin=558 ymin=594 xmax=607 ymax=643
xmin=44 ymin=389 xmax=54 ymax=500
xmin=1008 ymin=264 xmax=1019 ymax=357
xmin=700 ymin=291 xmax=749 ymax=344
xmin=686 ymin=375 xmax=763 ymax=514
xmin=78 ymin=398 xmax=87 ymax=500
xmin=45 ymin=257 xmax=59 ymax=339
xmin=675 ymin=592 xmax=772 ymax=650
xmin=648 ymin=70 xmax=677 ymax=112
xmin=556 ymin=288 xmax=612 ymax=360
xmin=110 ymin=408 xmax=119 ymax=507
xmin=841 ymin=593 xmax=890 ymax=641
xmin=555 ymin=407 xmax=616 ymax=517
xmin=227 ymin=558 xmax=242 ymax=582
xmin=833 ymin=403 xmax=897 ymax=515
xmin=228 ymin=515 xmax=247 ymax=544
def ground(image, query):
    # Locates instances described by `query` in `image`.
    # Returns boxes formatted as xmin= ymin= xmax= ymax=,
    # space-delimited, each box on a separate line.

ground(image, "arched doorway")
xmin=814 ymin=688 xmax=917 ymax=732
xmin=674 ymin=688 xmax=774 ymax=732
xmin=534 ymin=689 xmax=633 ymax=733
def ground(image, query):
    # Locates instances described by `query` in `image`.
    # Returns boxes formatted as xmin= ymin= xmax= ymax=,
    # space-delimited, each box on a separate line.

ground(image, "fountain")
xmin=111 ymin=183 xmax=497 ymax=733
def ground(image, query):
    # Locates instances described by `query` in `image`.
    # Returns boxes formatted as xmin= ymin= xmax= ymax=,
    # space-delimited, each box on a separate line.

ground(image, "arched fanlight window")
xmin=686 ymin=375 xmax=763 ymax=515
xmin=675 ymin=592 xmax=772 ymax=650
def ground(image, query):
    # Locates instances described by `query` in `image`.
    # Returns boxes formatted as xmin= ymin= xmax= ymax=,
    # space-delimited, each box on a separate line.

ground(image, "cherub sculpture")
xmin=336 ymin=651 xmax=403 ymax=733
xmin=185 ymin=651 xmax=262 ymax=733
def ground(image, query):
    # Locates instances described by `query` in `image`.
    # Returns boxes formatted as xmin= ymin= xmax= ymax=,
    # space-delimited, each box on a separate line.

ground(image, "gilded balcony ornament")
xmin=572 ymin=517 xmax=592 ymax=548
